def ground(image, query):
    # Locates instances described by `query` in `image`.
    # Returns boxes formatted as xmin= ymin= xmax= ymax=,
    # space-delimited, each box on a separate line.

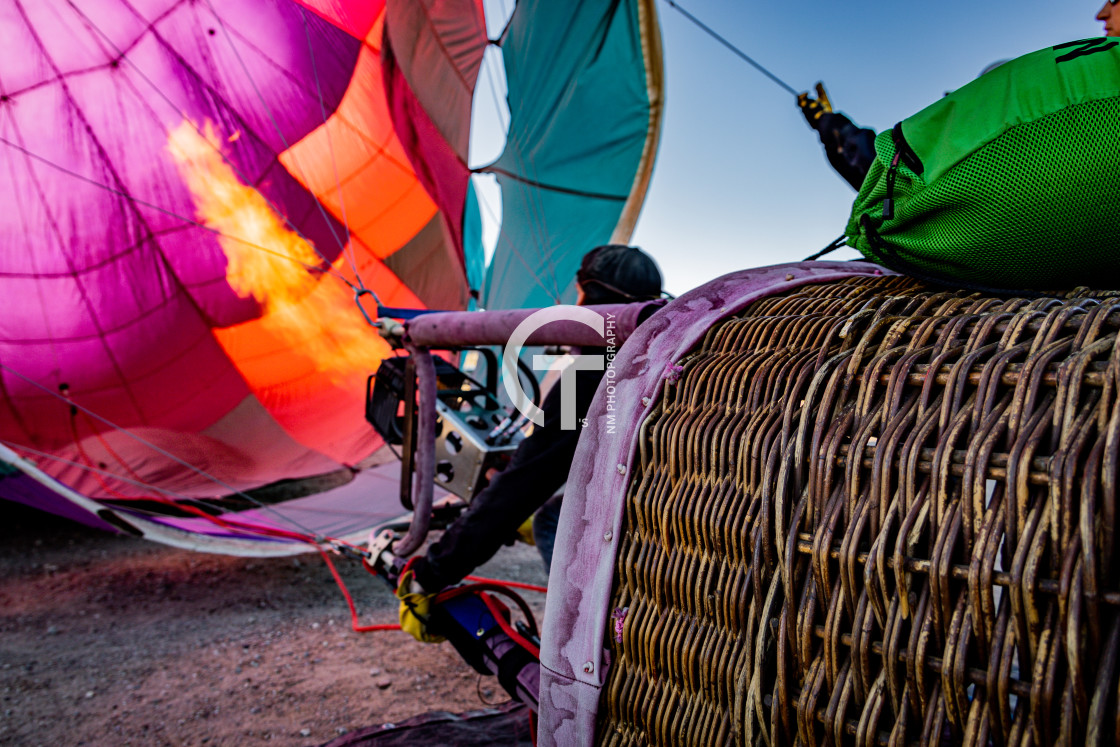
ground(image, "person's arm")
xmin=798 ymin=85 xmax=877 ymax=190
xmin=408 ymin=366 xmax=601 ymax=592
xmin=411 ymin=429 xmax=577 ymax=592
xmin=815 ymin=112 xmax=877 ymax=190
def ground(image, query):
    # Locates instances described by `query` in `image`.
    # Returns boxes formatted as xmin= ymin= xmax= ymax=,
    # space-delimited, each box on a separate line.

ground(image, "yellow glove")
xmin=396 ymin=569 xmax=445 ymax=643
xmin=797 ymin=82 xmax=833 ymax=128
xmin=515 ymin=515 xmax=536 ymax=546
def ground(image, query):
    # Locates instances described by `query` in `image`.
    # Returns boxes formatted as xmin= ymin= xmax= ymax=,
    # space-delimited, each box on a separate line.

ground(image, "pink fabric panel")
xmin=380 ymin=0 xmax=487 ymax=270
xmin=380 ymin=39 xmax=471 ymax=266
xmin=537 ymin=261 xmax=895 ymax=744
xmin=384 ymin=0 xmax=487 ymax=159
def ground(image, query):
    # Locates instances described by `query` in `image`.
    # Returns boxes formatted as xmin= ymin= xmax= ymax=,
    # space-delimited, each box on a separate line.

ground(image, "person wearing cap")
xmin=396 ymin=245 xmax=663 ymax=640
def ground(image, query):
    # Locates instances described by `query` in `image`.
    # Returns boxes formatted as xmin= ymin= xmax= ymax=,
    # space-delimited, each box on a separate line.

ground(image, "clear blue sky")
xmin=630 ymin=1 xmax=1102 ymax=297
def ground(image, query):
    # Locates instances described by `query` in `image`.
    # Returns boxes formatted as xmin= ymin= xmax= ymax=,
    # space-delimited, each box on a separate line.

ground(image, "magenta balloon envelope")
xmin=0 ymin=0 xmax=467 ymax=505
xmin=0 ymin=0 xmax=664 ymax=547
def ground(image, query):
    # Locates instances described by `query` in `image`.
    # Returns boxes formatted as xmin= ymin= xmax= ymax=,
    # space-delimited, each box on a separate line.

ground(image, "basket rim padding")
xmin=537 ymin=260 xmax=895 ymax=744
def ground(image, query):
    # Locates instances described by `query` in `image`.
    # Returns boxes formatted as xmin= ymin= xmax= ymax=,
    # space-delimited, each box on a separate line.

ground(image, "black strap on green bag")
xmin=845 ymin=38 xmax=1120 ymax=292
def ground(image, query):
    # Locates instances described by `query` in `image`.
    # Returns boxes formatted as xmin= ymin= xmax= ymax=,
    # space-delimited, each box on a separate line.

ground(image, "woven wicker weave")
xmin=597 ymin=276 xmax=1120 ymax=746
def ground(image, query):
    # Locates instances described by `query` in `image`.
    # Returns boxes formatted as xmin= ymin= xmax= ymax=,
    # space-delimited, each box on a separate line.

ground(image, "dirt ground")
xmin=0 ymin=500 xmax=549 ymax=746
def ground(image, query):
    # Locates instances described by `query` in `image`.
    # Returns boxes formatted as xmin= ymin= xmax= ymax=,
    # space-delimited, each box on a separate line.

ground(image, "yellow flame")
xmin=167 ymin=119 xmax=387 ymax=380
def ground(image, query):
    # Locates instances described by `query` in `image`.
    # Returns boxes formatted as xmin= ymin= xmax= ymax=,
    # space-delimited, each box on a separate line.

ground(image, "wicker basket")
xmin=597 ymin=276 xmax=1120 ymax=746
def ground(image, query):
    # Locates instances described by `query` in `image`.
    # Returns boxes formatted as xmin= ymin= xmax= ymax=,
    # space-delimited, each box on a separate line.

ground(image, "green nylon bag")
xmin=845 ymin=38 xmax=1120 ymax=291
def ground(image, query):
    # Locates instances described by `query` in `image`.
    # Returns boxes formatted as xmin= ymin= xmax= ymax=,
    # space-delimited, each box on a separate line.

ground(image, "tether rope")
xmin=661 ymin=0 xmax=800 ymax=97
xmin=5 ymin=436 xmax=414 ymax=634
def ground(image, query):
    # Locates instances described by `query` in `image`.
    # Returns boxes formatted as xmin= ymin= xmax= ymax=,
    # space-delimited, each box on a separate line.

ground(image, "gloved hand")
xmin=396 ymin=568 xmax=445 ymax=643
xmin=515 ymin=515 xmax=536 ymax=546
xmin=797 ymin=82 xmax=833 ymax=129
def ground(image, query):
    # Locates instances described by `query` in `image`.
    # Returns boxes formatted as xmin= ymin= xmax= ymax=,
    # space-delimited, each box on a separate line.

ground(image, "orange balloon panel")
xmin=280 ymin=17 xmax=438 ymax=262
xmin=212 ymin=246 xmax=415 ymax=464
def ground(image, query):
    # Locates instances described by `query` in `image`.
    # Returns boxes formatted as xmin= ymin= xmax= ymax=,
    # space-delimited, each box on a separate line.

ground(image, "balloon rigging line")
xmin=199 ymin=0 xmax=360 ymax=280
xmin=14 ymin=431 xmax=403 ymax=628
xmin=11 ymin=438 xmax=407 ymax=633
xmin=201 ymin=0 xmax=351 ymax=259
xmin=473 ymin=152 xmax=562 ymax=305
xmin=479 ymin=167 xmax=631 ymax=202
xmin=0 ymin=439 xmax=328 ymax=542
xmin=45 ymin=0 xmax=663 ymax=313
xmin=6 ymin=438 xmax=434 ymax=637
xmin=68 ymin=406 xmax=161 ymax=503
xmin=0 ymin=135 xmax=361 ymax=294
xmin=492 ymin=50 xmax=565 ymax=307
xmin=481 ymin=50 xmax=512 ymax=132
xmin=470 ymin=169 xmax=557 ymax=308
xmin=300 ymin=7 xmax=362 ymax=286
xmin=486 ymin=0 xmax=518 ymax=45
xmin=490 ymin=145 xmax=563 ymax=306
xmin=3 ymin=125 xmax=70 ymax=390
xmin=0 ymin=362 xmax=329 ymax=539
xmin=8 ymin=440 xmax=239 ymax=517
xmin=356 ymin=15 xmax=564 ymax=309
xmin=9 ymin=5 xmax=159 ymax=421
xmin=479 ymin=23 xmax=564 ymax=305
xmin=62 ymin=0 xmax=353 ymax=286
xmin=64 ymin=407 xmax=377 ymax=541
xmin=661 ymin=0 xmax=800 ymax=98
xmin=2 ymin=440 xmax=322 ymax=541
xmin=473 ymin=4 xmax=565 ymax=305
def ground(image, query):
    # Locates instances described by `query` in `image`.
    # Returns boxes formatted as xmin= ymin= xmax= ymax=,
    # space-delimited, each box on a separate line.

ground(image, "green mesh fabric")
xmin=846 ymin=40 xmax=1120 ymax=291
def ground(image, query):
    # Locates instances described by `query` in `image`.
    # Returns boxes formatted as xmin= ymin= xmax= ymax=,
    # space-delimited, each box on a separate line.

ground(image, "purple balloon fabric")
xmin=0 ymin=0 xmax=365 ymax=499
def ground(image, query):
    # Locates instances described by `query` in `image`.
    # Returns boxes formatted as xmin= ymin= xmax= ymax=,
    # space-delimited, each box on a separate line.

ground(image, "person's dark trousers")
xmin=532 ymin=493 xmax=564 ymax=576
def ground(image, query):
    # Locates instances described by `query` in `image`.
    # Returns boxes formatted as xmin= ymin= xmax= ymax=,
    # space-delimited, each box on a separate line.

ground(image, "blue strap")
xmin=377 ymin=306 xmax=447 ymax=320
xmin=354 ymin=288 xmax=447 ymax=325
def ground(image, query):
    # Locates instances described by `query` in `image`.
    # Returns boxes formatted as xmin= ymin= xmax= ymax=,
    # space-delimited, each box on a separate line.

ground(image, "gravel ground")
xmin=0 ymin=500 xmax=548 ymax=746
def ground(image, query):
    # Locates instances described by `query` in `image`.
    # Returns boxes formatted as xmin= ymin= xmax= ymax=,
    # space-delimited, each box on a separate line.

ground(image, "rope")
xmin=5 ymin=437 xmax=397 ymax=635
xmin=433 ymin=581 xmax=540 ymax=639
xmin=300 ymin=6 xmax=359 ymax=281
xmin=803 ymin=234 xmax=849 ymax=261
xmin=200 ymin=0 xmax=366 ymax=287
xmin=464 ymin=574 xmax=548 ymax=594
xmin=1 ymin=363 xmax=329 ymax=539
xmin=478 ymin=12 xmax=567 ymax=304
xmin=480 ymin=592 xmax=540 ymax=660
xmin=7 ymin=439 xmax=322 ymax=541
xmin=319 ymin=549 xmax=402 ymax=633
xmin=661 ymin=0 xmax=800 ymax=97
